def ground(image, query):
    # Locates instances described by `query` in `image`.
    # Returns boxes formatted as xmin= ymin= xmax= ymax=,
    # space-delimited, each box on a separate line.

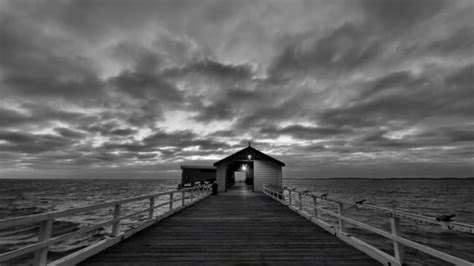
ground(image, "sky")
xmin=0 ymin=0 xmax=473 ymax=179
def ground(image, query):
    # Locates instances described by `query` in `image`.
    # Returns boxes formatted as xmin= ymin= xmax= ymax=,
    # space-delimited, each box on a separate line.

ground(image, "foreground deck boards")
xmin=81 ymin=185 xmax=379 ymax=265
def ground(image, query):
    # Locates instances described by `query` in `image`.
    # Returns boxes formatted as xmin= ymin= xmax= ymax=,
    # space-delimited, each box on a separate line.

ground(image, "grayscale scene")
xmin=1 ymin=0 xmax=473 ymax=265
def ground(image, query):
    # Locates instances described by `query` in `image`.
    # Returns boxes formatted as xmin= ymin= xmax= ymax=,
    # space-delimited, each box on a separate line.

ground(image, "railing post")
xmin=169 ymin=192 xmax=173 ymax=210
xmin=337 ymin=202 xmax=345 ymax=232
xmin=182 ymin=190 xmax=185 ymax=207
xmin=313 ymin=196 xmax=318 ymax=218
xmin=112 ymin=204 xmax=121 ymax=236
xmin=148 ymin=197 xmax=155 ymax=219
xmin=390 ymin=215 xmax=405 ymax=264
xmin=288 ymin=190 xmax=292 ymax=206
xmin=298 ymin=192 xmax=302 ymax=210
xmin=33 ymin=219 xmax=53 ymax=266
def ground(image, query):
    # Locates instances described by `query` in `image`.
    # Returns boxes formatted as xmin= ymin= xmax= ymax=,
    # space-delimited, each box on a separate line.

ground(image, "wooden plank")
xmin=79 ymin=184 xmax=378 ymax=265
xmin=51 ymin=196 xmax=211 ymax=266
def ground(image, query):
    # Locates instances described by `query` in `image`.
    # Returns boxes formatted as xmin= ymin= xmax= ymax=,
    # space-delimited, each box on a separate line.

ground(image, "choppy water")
xmin=283 ymin=178 xmax=474 ymax=265
xmin=1 ymin=178 xmax=473 ymax=265
xmin=0 ymin=179 xmax=177 ymax=263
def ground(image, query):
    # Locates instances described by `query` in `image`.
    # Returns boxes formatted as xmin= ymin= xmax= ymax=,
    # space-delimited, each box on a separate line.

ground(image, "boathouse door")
xmin=224 ymin=160 xmax=254 ymax=191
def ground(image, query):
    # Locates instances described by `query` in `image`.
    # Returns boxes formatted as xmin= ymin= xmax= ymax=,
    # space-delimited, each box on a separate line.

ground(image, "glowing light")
xmin=242 ymin=164 xmax=247 ymax=171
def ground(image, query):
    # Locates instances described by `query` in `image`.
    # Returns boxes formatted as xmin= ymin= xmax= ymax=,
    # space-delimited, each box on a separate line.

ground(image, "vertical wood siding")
xmin=254 ymin=160 xmax=281 ymax=192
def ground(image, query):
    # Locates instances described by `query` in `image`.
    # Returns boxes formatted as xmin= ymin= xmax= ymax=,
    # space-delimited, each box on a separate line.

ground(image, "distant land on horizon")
xmin=1 ymin=176 xmax=473 ymax=180
xmin=1 ymin=1 xmax=474 ymax=181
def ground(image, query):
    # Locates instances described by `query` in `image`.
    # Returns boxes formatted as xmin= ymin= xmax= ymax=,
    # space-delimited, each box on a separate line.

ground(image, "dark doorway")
xmin=225 ymin=160 xmax=253 ymax=191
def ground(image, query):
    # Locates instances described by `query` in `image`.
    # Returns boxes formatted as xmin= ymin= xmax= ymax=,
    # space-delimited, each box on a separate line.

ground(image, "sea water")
xmin=284 ymin=178 xmax=474 ymax=265
xmin=1 ymin=178 xmax=473 ymax=265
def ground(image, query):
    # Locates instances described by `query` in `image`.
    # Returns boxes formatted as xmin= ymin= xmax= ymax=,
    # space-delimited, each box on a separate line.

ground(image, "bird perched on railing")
xmin=355 ymin=199 xmax=366 ymax=205
xmin=436 ymin=214 xmax=456 ymax=222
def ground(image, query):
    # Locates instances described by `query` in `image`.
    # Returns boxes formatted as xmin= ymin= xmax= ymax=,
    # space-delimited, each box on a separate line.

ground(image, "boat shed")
xmin=180 ymin=165 xmax=216 ymax=186
xmin=213 ymin=144 xmax=285 ymax=192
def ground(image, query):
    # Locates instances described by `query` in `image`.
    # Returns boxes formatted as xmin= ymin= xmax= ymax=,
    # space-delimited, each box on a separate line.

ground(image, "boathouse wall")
xmin=253 ymin=159 xmax=282 ymax=192
xmin=216 ymin=164 xmax=227 ymax=193
xmin=180 ymin=166 xmax=216 ymax=185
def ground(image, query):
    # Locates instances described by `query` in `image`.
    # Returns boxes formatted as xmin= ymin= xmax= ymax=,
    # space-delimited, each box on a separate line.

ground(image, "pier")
xmin=80 ymin=183 xmax=377 ymax=265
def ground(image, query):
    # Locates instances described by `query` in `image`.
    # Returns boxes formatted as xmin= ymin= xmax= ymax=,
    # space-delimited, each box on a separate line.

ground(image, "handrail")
xmin=0 ymin=184 xmax=212 ymax=266
xmin=263 ymin=184 xmax=473 ymax=266
xmin=283 ymin=187 xmax=474 ymax=234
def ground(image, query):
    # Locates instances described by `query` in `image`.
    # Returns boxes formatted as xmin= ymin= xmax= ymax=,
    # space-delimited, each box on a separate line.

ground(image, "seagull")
xmin=355 ymin=199 xmax=366 ymax=205
xmin=436 ymin=214 xmax=456 ymax=222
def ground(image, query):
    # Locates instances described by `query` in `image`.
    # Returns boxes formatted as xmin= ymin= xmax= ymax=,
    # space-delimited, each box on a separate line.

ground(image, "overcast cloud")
xmin=1 ymin=0 xmax=473 ymax=179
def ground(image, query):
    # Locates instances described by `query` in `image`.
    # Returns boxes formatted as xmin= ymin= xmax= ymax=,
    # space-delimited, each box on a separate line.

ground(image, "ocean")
xmin=1 ymin=178 xmax=473 ymax=265
xmin=284 ymin=178 xmax=474 ymax=265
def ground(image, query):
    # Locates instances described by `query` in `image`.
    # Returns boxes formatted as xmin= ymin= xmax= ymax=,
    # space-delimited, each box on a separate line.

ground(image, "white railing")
xmin=0 ymin=185 xmax=211 ymax=266
xmin=263 ymin=184 xmax=474 ymax=266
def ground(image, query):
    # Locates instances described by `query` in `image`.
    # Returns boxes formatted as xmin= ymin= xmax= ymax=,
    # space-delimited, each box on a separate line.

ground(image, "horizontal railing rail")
xmin=0 ymin=184 xmax=212 ymax=266
xmin=263 ymin=184 xmax=473 ymax=266
xmin=287 ymin=188 xmax=474 ymax=234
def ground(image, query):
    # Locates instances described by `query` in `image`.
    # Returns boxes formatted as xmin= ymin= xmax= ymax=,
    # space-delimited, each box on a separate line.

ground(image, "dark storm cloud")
xmin=360 ymin=71 xmax=413 ymax=98
xmin=191 ymin=100 xmax=235 ymax=122
xmin=445 ymin=63 xmax=474 ymax=89
xmin=53 ymin=127 xmax=86 ymax=139
xmin=0 ymin=105 xmax=98 ymax=129
xmin=143 ymin=130 xmax=229 ymax=151
xmin=0 ymin=108 xmax=32 ymax=127
xmin=165 ymin=60 xmax=254 ymax=81
xmin=427 ymin=27 xmax=474 ymax=55
xmin=318 ymin=65 xmax=474 ymax=129
xmin=359 ymin=0 xmax=447 ymax=30
xmin=261 ymin=125 xmax=353 ymax=139
xmin=232 ymin=89 xmax=317 ymax=130
xmin=0 ymin=130 xmax=73 ymax=154
xmin=189 ymin=88 xmax=264 ymax=122
xmin=417 ymin=127 xmax=474 ymax=144
xmin=0 ymin=13 xmax=105 ymax=100
xmin=97 ymin=129 xmax=231 ymax=160
xmin=109 ymin=128 xmax=138 ymax=136
xmin=110 ymin=71 xmax=184 ymax=102
xmin=270 ymin=23 xmax=382 ymax=76
xmin=84 ymin=121 xmax=137 ymax=137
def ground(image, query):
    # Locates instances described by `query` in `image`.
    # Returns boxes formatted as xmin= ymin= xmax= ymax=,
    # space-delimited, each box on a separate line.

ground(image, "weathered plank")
xmin=80 ymin=184 xmax=379 ymax=265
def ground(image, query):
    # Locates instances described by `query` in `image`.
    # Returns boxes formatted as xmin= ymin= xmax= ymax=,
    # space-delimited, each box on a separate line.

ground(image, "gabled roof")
xmin=213 ymin=145 xmax=285 ymax=166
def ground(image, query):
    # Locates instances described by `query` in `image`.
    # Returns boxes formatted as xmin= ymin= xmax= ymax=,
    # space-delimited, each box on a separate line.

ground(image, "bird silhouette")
xmin=355 ymin=199 xmax=366 ymax=205
xmin=436 ymin=214 xmax=456 ymax=222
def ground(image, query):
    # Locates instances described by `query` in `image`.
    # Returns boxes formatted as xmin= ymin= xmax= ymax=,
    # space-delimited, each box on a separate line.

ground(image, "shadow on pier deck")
xmin=81 ymin=183 xmax=379 ymax=265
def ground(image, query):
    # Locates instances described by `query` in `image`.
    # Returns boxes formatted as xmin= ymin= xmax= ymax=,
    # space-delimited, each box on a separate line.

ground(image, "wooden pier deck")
xmin=80 ymin=184 xmax=378 ymax=265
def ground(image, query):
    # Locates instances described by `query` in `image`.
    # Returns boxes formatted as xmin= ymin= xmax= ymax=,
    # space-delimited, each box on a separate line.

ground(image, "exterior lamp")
xmin=242 ymin=164 xmax=247 ymax=171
